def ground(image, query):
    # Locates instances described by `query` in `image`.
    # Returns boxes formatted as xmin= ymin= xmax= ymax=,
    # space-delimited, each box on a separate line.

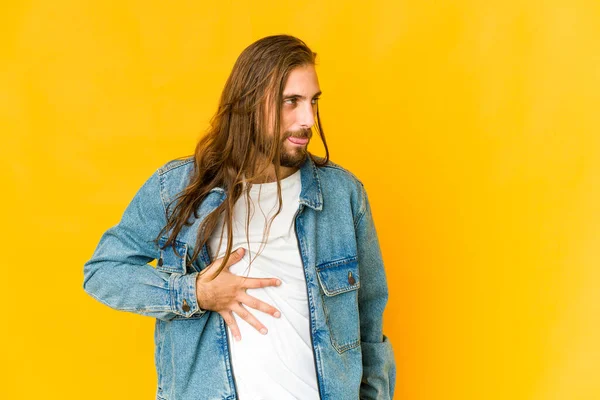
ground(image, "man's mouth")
xmin=287 ymin=136 xmax=309 ymax=145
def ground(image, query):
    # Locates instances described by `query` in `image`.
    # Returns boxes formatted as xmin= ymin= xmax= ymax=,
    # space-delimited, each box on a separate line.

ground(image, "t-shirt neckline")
xmin=247 ymin=169 xmax=301 ymax=194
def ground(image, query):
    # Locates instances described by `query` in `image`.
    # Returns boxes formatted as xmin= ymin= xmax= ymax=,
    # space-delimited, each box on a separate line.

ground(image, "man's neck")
xmin=253 ymin=165 xmax=299 ymax=184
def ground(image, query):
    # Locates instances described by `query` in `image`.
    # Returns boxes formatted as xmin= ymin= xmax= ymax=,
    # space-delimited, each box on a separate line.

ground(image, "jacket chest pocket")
xmin=316 ymin=257 xmax=361 ymax=353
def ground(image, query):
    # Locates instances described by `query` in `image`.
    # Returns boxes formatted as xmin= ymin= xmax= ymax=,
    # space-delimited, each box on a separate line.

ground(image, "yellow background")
xmin=2 ymin=1 xmax=599 ymax=399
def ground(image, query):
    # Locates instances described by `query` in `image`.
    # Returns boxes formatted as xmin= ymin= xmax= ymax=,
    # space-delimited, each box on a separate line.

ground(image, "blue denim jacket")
xmin=83 ymin=154 xmax=395 ymax=400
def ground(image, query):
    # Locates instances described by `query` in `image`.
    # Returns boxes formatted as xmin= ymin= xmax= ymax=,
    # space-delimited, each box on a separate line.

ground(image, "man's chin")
xmin=280 ymin=148 xmax=308 ymax=168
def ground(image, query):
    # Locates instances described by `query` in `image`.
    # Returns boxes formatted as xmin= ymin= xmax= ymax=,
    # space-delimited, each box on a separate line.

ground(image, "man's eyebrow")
xmin=282 ymin=91 xmax=322 ymax=99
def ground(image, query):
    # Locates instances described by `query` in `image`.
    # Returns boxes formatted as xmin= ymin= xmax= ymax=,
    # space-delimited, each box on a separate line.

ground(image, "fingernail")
xmin=274 ymin=311 xmax=281 ymax=318
xmin=260 ymin=328 xmax=267 ymax=335
xmin=276 ymin=280 xmax=282 ymax=286
xmin=235 ymin=335 xmax=241 ymax=341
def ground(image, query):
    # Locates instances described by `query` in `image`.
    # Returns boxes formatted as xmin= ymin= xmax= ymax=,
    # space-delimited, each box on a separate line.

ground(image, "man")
xmin=83 ymin=35 xmax=395 ymax=400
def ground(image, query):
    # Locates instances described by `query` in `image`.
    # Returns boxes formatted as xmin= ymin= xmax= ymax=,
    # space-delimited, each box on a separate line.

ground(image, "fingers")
xmin=224 ymin=248 xmax=245 ymax=268
xmin=238 ymin=292 xmax=281 ymax=319
xmin=204 ymin=248 xmax=245 ymax=278
xmin=219 ymin=294 xmax=281 ymax=342
xmin=230 ymin=302 xmax=269 ymax=336
xmin=242 ymin=276 xmax=282 ymax=289
xmin=220 ymin=310 xmax=242 ymax=342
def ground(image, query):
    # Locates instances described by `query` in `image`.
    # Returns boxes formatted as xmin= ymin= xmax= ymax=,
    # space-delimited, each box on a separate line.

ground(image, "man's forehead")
xmin=282 ymin=65 xmax=321 ymax=97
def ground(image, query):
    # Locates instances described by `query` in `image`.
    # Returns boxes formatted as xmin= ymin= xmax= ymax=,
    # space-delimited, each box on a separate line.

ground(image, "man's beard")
xmin=274 ymin=128 xmax=312 ymax=168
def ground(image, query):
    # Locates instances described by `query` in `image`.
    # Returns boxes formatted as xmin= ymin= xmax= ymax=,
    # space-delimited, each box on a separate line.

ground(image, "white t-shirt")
xmin=207 ymin=169 xmax=320 ymax=400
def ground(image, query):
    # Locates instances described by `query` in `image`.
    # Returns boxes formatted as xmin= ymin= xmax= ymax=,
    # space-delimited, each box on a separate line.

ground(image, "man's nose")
xmin=299 ymin=102 xmax=316 ymax=129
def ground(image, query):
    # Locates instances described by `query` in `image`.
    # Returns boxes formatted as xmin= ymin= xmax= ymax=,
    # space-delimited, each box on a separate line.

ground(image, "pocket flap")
xmin=157 ymin=236 xmax=188 ymax=274
xmin=316 ymin=257 xmax=360 ymax=296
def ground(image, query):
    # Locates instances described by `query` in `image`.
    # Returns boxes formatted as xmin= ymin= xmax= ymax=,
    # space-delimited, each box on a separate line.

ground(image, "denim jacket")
xmin=83 ymin=154 xmax=396 ymax=400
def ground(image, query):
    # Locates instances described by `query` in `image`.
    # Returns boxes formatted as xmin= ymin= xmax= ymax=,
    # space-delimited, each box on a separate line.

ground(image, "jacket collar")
xmin=298 ymin=153 xmax=323 ymax=211
xmin=207 ymin=153 xmax=323 ymax=211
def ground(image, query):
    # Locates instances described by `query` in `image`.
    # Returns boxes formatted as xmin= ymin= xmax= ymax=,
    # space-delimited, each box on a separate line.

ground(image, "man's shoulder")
xmin=145 ymin=156 xmax=196 ymax=198
xmin=157 ymin=156 xmax=195 ymax=176
xmin=313 ymin=156 xmax=365 ymax=189
xmin=311 ymin=156 xmax=369 ymax=218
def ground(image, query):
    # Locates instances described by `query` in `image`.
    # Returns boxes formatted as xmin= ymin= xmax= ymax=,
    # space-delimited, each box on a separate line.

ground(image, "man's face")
xmin=265 ymin=64 xmax=321 ymax=169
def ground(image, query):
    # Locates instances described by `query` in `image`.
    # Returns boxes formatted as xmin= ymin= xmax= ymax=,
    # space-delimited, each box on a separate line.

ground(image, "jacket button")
xmin=348 ymin=271 xmax=356 ymax=285
xmin=157 ymin=257 xmax=163 ymax=267
xmin=182 ymin=299 xmax=190 ymax=312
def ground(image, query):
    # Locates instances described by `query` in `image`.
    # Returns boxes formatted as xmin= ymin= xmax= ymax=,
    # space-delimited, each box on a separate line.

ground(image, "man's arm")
xmin=83 ymin=171 xmax=204 ymax=321
xmin=355 ymin=184 xmax=396 ymax=400
xmin=83 ymin=169 xmax=282 ymax=329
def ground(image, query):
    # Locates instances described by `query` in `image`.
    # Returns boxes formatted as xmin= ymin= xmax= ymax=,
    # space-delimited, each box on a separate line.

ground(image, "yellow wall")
xmin=2 ymin=1 xmax=599 ymax=399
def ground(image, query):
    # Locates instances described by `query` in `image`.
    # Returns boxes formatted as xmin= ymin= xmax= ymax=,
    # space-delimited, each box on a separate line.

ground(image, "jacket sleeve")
xmin=355 ymin=184 xmax=396 ymax=400
xmin=83 ymin=170 xmax=206 ymax=321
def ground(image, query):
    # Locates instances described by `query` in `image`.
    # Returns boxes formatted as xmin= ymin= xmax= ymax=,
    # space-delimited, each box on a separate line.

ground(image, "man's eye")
xmin=311 ymin=97 xmax=320 ymax=105
xmin=284 ymin=98 xmax=297 ymax=105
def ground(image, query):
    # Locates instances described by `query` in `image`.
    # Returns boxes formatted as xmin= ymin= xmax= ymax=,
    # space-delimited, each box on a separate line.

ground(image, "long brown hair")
xmin=156 ymin=35 xmax=329 ymax=279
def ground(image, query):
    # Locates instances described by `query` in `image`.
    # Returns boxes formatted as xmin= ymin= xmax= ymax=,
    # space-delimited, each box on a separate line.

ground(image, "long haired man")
xmin=84 ymin=35 xmax=395 ymax=400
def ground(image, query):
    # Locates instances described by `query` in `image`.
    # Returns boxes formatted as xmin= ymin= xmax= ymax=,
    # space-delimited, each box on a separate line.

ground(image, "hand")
xmin=195 ymin=248 xmax=282 ymax=341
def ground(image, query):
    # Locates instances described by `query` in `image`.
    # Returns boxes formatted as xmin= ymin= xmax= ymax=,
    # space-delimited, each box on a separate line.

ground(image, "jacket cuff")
xmin=360 ymin=335 xmax=396 ymax=400
xmin=169 ymin=272 xmax=206 ymax=318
